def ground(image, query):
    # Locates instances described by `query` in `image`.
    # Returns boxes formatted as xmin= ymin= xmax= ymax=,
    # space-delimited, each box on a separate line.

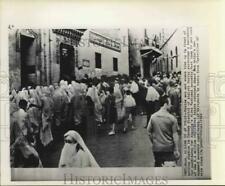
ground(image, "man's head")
xmin=169 ymin=80 xmax=176 ymax=87
xmin=108 ymin=86 xmax=114 ymax=95
xmin=18 ymin=99 xmax=28 ymax=111
xmin=147 ymin=78 xmax=153 ymax=86
xmin=125 ymin=90 xmax=131 ymax=95
xmin=159 ymin=95 xmax=172 ymax=111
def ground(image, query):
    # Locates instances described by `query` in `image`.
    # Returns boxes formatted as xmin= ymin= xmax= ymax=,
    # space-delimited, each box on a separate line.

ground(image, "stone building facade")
xmin=8 ymin=29 xmax=129 ymax=90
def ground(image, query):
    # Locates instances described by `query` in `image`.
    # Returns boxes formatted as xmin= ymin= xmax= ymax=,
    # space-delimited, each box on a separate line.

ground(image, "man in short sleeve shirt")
xmin=147 ymin=95 xmax=180 ymax=167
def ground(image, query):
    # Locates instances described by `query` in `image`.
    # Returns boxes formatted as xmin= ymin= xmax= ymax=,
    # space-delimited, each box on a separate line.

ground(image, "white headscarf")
xmin=35 ymin=86 xmax=43 ymax=97
xmin=86 ymin=86 xmax=102 ymax=110
xmin=59 ymin=130 xmax=99 ymax=168
xmin=72 ymin=82 xmax=82 ymax=95
xmin=10 ymin=89 xmax=17 ymax=102
xmin=80 ymin=83 xmax=87 ymax=94
xmin=17 ymin=89 xmax=29 ymax=102
xmin=86 ymin=87 xmax=96 ymax=102
xmin=42 ymin=86 xmax=51 ymax=97
xmin=49 ymin=85 xmax=55 ymax=97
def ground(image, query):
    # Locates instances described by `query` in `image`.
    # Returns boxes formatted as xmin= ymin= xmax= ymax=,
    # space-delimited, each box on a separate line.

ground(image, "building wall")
xmin=150 ymin=28 xmax=182 ymax=75
xmin=9 ymin=29 xmax=81 ymax=89
xmin=9 ymin=29 xmax=21 ymax=90
xmin=77 ymin=29 xmax=129 ymax=79
xmin=128 ymin=29 xmax=143 ymax=77
xmin=8 ymin=29 xmax=42 ymax=90
xmin=9 ymin=29 xmax=129 ymax=90
xmin=49 ymin=30 xmax=79 ymax=84
xmin=128 ymin=28 xmax=182 ymax=78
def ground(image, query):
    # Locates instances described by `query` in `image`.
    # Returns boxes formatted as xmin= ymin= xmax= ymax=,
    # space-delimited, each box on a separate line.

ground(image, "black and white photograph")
xmin=8 ymin=28 xmax=182 ymax=169
xmin=1 ymin=0 xmax=220 ymax=184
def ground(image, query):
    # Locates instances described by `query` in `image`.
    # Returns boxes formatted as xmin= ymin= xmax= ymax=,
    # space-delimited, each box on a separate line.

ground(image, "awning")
xmin=20 ymin=29 xmax=36 ymax=39
xmin=140 ymin=46 xmax=162 ymax=58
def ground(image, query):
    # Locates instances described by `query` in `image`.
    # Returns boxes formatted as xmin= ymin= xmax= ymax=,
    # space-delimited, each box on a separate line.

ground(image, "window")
xmin=170 ymin=50 xmax=173 ymax=71
xmin=166 ymin=54 xmax=169 ymax=73
xmin=95 ymin=52 xmax=101 ymax=69
xmin=160 ymin=59 xmax=162 ymax=72
xmin=113 ymin=57 xmax=118 ymax=71
xmin=171 ymin=59 xmax=173 ymax=71
xmin=175 ymin=46 xmax=178 ymax=68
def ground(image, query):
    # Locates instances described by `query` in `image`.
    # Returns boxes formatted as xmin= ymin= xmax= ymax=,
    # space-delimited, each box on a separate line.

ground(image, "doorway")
xmin=143 ymin=57 xmax=150 ymax=78
xmin=60 ymin=43 xmax=75 ymax=82
xmin=20 ymin=34 xmax=36 ymax=88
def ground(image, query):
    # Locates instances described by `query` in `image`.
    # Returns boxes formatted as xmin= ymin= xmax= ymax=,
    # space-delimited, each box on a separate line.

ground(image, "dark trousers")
xmin=146 ymin=101 xmax=155 ymax=126
xmin=132 ymin=92 xmax=139 ymax=114
xmin=153 ymin=151 xmax=175 ymax=167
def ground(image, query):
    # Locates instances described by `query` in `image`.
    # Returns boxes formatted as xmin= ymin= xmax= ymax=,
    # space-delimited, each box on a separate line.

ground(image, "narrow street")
xmin=41 ymin=115 xmax=155 ymax=167
xmin=87 ymin=115 xmax=154 ymax=167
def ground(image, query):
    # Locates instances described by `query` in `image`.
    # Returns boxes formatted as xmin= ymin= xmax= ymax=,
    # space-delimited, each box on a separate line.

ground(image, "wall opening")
xmin=113 ymin=57 xmax=118 ymax=71
xmin=143 ymin=57 xmax=150 ymax=78
xmin=20 ymin=34 xmax=36 ymax=88
xmin=60 ymin=43 xmax=75 ymax=82
xmin=95 ymin=52 xmax=102 ymax=69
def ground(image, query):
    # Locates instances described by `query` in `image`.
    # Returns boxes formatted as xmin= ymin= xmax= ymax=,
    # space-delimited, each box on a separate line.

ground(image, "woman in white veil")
xmin=59 ymin=130 xmax=99 ymax=168
xmin=86 ymin=86 xmax=103 ymax=125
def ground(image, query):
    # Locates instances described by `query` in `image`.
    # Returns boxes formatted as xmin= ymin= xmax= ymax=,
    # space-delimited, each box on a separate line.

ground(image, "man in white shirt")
xmin=144 ymin=79 xmax=160 ymax=128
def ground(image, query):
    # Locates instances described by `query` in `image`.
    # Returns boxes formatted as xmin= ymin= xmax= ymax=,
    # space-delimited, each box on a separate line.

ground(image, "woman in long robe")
xmin=40 ymin=87 xmax=54 ymax=147
xmin=86 ymin=86 xmax=103 ymax=125
xmin=69 ymin=83 xmax=87 ymax=140
xmin=114 ymin=82 xmax=123 ymax=123
xmin=52 ymin=83 xmax=69 ymax=139
xmin=59 ymin=130 xmax=99 ymax=168
xmin=10 ymin=89 xmax=19 ymax=117
xmin=27 ymin=89 xmax=41 ymax=140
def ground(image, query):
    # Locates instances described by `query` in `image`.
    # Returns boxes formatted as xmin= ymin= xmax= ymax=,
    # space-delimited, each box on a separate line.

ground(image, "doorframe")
xmin=20 ymin=33 xmax=37 ymax=88
xmin=59 ymin=42 xmax=75 ymax=82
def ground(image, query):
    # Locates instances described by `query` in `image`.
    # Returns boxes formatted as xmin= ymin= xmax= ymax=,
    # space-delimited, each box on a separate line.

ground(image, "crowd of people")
xmin=9 ymin=71 xmax=181 ymax=168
